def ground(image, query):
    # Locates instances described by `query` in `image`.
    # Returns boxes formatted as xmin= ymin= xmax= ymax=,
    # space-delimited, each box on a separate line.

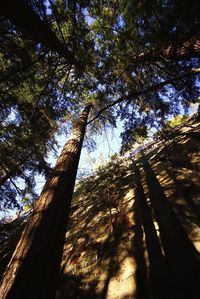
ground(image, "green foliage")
xmin=153 ymin=114 xmax=190 ymax=140
xmin=167 ymin=115 xmax=189 ymax=128
xmin=0 ymin=0 xmax=199 ymax=212
xmin=120 ymin=123 xmax=148 ymax=154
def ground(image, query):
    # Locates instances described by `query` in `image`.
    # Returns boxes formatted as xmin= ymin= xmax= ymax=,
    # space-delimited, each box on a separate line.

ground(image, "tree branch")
xmin=49 ymin=0 xmax=67 ymax=46
xmin=0 ymin=49 xmax=49 ymax=84
xmin=0 ymin=0 xmax=76 ymax=64
xmin=132 ymin=35 xmax=200 ymax=63
xmin=31 ymin=58 xmax=60 ymax=118
xmin=87 ymin=68 xmax=200 ymax=124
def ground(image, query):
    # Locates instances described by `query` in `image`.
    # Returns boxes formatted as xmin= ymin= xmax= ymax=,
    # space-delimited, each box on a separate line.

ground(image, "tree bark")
xmin=0 ymin=104 xmax=91 ymax=299
xmin=0 ymin=0 xmax=75 ymax=64
xmin=134 ymin=35 xmax=200 ymax=63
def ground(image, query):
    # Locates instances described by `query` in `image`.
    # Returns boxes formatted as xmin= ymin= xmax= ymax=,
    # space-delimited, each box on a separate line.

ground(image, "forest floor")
xmin=0 ymin=115 xmax=200 ymax=299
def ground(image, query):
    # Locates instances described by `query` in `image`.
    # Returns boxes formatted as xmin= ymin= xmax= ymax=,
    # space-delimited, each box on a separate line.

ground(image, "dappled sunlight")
xmin=145 ymin=133 xmax=200 ymax=248
xmin=56 ymin=157 xmax=137 ymax=298
xmin=105 ymin=256 xmax=136 ymax=299
xmin=1 ymin=119 xmax=199 ymax=299
xmin=56 ymin=124 xmax=200 ymax=298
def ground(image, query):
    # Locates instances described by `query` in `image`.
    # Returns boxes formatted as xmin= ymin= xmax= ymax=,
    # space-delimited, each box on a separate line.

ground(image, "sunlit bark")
xmin=0 ymin=104 xmax=91 ymax=299
xmin=134 ymin=35 xmax=200 ymax=63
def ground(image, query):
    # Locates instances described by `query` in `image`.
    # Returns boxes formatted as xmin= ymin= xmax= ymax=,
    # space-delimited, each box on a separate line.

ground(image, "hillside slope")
xmin=56 ymin=115 xmax=200 ymax=299
xmin=0 ymin=115 xmax=200 ymax=299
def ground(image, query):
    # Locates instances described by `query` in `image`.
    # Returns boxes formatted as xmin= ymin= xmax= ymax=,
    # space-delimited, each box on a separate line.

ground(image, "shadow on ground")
xmin=56 ymin=121 xmax=200 ymax=299
xmin=0 ymin=118 xmax=200 ymax=299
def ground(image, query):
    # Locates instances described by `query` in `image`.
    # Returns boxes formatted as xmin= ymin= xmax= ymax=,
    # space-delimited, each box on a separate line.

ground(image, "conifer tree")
xmin=0 ymin=104 xmax=92 ymax=299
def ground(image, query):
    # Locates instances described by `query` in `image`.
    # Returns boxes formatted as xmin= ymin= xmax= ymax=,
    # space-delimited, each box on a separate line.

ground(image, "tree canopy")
xmin=0 ymin=0 xmax=199 ymax=211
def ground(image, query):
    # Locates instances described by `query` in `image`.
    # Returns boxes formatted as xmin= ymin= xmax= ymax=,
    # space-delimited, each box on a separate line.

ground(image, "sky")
xmin=0 ymin=123 xmax=123 ymax=220
xmin=1 ymin=2 xmax=199 ymax=221
xmin=1 ymin=103 xmax=198 ymax=221
xmin=23 ymin=121 xmax=123 ymax=203
xmin=32 ymin=101 xmax=199 ymax=195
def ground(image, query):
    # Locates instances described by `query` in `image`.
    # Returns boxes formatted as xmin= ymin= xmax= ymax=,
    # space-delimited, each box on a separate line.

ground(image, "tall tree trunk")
xmin=0 ymin=104 xmax=91 ymax=299
xmin=0 ymin=0 xmax=75 ymax=64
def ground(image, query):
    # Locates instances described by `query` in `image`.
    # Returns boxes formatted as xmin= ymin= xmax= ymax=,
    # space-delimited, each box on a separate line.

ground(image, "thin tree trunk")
xmin=0 ymin=104 xmax=91 ymax=299
xmin=0 ymin=0 xmax=75 ymax=64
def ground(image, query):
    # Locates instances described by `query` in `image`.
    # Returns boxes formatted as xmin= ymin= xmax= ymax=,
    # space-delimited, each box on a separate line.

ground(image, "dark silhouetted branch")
xmin=0 ymin=0 xmax=76 ymax=64
xmin=88 ymin=68 xmax=200 ymax=124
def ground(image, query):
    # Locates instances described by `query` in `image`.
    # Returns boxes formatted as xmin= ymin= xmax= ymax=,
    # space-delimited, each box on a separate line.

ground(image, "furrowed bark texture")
xmin=0 ymin=0 xmax=75 ymax=64
xmin=0 ymin=105 xmax=91 ymax=299
xmin=135 ymin=35 xmax=200 ymax=62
